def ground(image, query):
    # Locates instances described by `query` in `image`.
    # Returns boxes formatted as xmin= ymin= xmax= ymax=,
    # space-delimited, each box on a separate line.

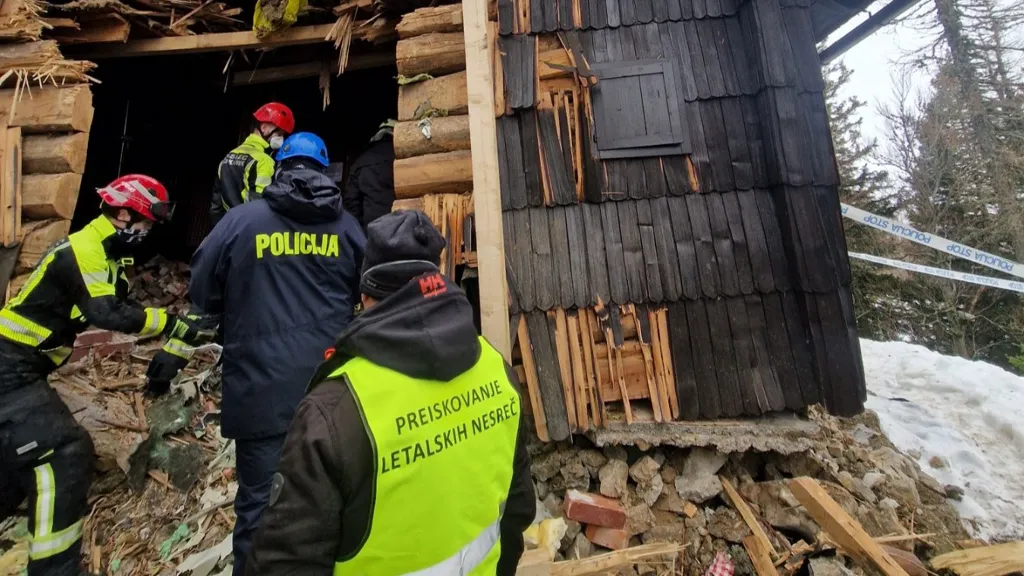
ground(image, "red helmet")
xmin=97 ymin=174 xmax=175 ymax=223
xmin=253 ymin=102 xmax=295 ymax=134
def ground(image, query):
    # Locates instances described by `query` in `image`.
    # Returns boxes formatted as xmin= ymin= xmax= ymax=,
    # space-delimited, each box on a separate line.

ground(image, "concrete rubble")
xmin=526 ymin=407 xmax=973 ymax=576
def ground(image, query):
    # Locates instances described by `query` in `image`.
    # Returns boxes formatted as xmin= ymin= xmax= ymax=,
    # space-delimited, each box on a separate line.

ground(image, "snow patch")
xmin=861 ymin=339 xmax=1024 ymax=542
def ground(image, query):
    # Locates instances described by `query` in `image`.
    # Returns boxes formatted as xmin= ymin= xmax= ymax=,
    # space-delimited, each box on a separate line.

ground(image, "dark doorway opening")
xmin=75 ymin=49 xmax=398 ymax=263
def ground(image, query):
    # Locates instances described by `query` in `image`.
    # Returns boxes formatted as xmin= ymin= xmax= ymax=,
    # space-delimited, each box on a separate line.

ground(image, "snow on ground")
xmin=861 ymin=339 xmax=1024 ymax=542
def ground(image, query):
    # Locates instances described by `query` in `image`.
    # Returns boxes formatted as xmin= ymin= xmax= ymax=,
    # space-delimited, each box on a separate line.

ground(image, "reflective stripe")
xmin=140 ymin=308 xmax=167 ymax=338
xmin=28 ymin=520 xmax=83 ymax=560
xmin=163 ymin=338 xmax=196 ymax=360
xmin=127 ymin=180 xmax=160 ymax=203
xmin=33 ymin=463 xmax=55 ymax=538
xmin=98 ymin=186 xmax=127 ymax=202
xmin=255 ymin=176 xmax=272 ymax=187
xmin=401 ymin=519 xmax=500 ymax=576
xmin=81 ymin=270 xmax=108 ymax=285
xmin=0 ymin=311 xmax=51 ymax=346
xmin=43 ymin=346 xmax=73 ymax=366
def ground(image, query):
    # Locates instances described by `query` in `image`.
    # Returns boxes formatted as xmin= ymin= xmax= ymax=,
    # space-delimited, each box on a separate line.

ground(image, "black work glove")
xmin=163 ymin=313 xmax=217 ymax=346
xmin=146 ymin=349 xmax=189 ymax=397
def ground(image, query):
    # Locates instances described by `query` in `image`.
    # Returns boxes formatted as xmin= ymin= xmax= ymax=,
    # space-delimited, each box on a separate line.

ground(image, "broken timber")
xmin=397 ymin=71 xmax=468 ymax=121
xmin=789 ymin=477 xmax=911 ymax=576
xmin=22 ymin=173 xmax=82 ymax=220
xmin=393 ymin=150 xmax=473 ymax=198
xmin=930 ymin=542 xmax=1024 ymax=576
xmin=394 ymin=115 xmax=471 ymax=159
xmin=23 ymin=133 xmax=89 ymax=174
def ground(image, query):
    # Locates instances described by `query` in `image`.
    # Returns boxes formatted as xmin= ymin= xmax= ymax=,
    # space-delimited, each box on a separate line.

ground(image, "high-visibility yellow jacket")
xmin=0 ymin=216 xmax=169 ymax=385
xmin=210 ymin=133 xmax=275 ymax=226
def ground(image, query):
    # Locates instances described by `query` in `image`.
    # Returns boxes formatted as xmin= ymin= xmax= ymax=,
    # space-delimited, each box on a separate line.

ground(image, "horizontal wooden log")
xmin=23 ymin=133 xmax=89 ymax=174
xmin=398 ymin=71 xmax=467 ymax=121
xmin=232 ymin=50 xmax=394 ymax=85
xmin=394 ymin=150 xmax=473 ymax=199
xmin=0 ymin=85 xmax=93 ymax=134
xmin=17 ymin=218 xmax=70 ymax=272
xmin=396 ymin=32 xmax=465 ymax=77
xmin=394 ymin=115 xmax=470 ymax=159
xmin=397 ymin=4 xmax=463 ymax=38
xmin=23 ymin=173 xmax=82 ymax=220
xmin=0 ymin=41 xmax=61 ymax=74
xmin=391 ymin=197 xmax=424 ymax=212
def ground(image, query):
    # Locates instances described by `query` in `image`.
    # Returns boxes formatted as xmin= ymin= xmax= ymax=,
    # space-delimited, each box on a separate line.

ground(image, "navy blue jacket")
xmin=191 ymin=162 xmax=366 ymax=439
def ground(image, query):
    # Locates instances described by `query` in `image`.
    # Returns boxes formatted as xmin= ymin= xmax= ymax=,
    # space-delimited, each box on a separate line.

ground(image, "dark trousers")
xmin=0 ymin=382 xmax=94 ymax=576
xmin=232 ymin=434 xmax=286 ymax=576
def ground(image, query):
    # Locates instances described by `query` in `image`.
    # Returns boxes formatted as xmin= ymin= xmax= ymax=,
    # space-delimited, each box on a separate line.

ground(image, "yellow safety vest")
xmin=329 ymin=338 xmax=520 ymax=576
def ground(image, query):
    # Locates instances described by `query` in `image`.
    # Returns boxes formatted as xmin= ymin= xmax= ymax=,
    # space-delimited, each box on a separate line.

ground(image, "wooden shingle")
xmin=667 ymin=302 xmax=701 ymax=419
xmin=601 ymin=201 xmax=630 ymax=304
xmin=583 ymin=203 xmax=612 ymax=305
xmin=721 ymin=98 xmax=754 ymax=190
xmin=530 ymin=207 xmax=557 ymax=310
xmin=761 ymin=292 xmax=806 ymax=409
xmin=537 ymin=109 xmax=576 ymax=205
xmin=815 ymin=185 xmax=851 ymax=285
xmin=607 ymin=0 xmax=621 ymax=28
xmin=636 ymin=199 xmax=664 ymax=303
xmin=560 ymin=0 xmax=575 ymax=30
xmin=498 ymin=0 xmax=514 ymax=34
xmin=692 ymin=0 xmax=706 ymax=20
xmin=498 ymin=117 xmax=512 ymax=211
xmin=500 ymin=115 xmax=530 ymax=209
xmin=651 ymin=196 xmax=683 ymax=301
xmin=620 ymin=0 xmax=638 ymax=26
xmin=549 ymin=206 xmax=576 ymax=309
xmin=682 ymin=21 xmax=711 ymax=99
xmin=721 ymin=191 xmax=755 ymax=294
xmin=753 ymin=188 xmax=791 ymax=290
xmin=519 ymin=110 xmax=546 ymax=207
xmin=684 ymin=299 xmax=722 ymax=418
xmin=741 ymin=97 xmax=770 ymax=188
xmin=781 ymin=291 xmax=821 ymax=405
xmin=509 ymin=209 xmax=537 ymax=310
xmin=525 ymin=311 xmax=571 ymax=440
xmin=725 ymin=297 xmax=765 ymax=415
xmin=634 ymin=0 xmax=654 ymax=25
xmin=503 ymin=212 xmax=521 ymax=313
xmin=706 ymin=193 xmax=741 ymax=297
xmin=591 ymin=0 xmax=609 ymax=30
xmin=801 ymin=92 xmax=840 ymax=186
xmin=500 ymin=35 xmax=537 ymax=110
xmin=705 ymin=298 xmax=743 ymax=417
xmin=565 ymin=205 xmax=593 ymax=307
xmin=617 ymin=201 xmax=648 ymax=302
xmin=736 ymin=191 xmax=776 ymax=293
xmin=712 ymin=19 xmax=740 ymax=96
xmin=668 ymin=196 xmax=702 ymax=300
xmin=744 ymin=294 xmax=788 ymax=411
xmin=684 ymin=102 xmax=711 ymax=191
xmin=725 ymin=16 xmax=758 ymax=95
xmin=782 ymin=6 xmax=824 ymax=92
xmin=696 ymin=19 xmax=726 ymax=98
xmin=685 ymin=194 xmax=720 ymax=298
xmin=699 ymin=99 xmax=734 ymax=192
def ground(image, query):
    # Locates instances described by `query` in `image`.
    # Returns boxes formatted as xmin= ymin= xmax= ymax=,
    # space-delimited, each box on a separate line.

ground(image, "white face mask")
xmin=269 ymin=135 xmax=285 ymax=150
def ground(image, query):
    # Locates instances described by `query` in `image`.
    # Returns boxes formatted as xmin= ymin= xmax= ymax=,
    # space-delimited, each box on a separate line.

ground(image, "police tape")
xmin=840 ymin=203 xmax=1024 ymax=279
xmin=848 ymin=252 xmax=1024 ymax=294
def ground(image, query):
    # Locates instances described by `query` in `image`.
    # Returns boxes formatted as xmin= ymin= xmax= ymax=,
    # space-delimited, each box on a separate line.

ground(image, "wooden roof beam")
xmin=231 ymin=49 xmax=396 ymax=86
xmin=70 ymin=23 xmax=351 ymax=59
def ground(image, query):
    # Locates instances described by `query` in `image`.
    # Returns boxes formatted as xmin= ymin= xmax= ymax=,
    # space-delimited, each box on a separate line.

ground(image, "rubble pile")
xmin=0 ymin=341 xmax=233 ymax=576
xmin=128 ymin=255 xmax=191 ymax=313
xmin=527 ymin=408 xmax=972 ymax=576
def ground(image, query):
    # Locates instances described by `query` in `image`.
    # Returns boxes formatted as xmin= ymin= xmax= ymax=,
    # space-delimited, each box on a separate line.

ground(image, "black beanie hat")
xmin=360 ymin=210 xmax=447 ymax=300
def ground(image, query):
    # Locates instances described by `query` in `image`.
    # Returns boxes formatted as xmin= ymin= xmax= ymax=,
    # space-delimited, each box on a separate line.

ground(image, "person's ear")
xmin=117 ymin=209 xmax=132 ymax=223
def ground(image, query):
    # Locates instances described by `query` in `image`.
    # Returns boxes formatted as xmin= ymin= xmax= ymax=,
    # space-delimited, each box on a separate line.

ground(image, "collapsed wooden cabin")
xmin=0 ymin=0 xmax=868 ymax=442
xmin=391 ymin=0 xmax=866 ymax=441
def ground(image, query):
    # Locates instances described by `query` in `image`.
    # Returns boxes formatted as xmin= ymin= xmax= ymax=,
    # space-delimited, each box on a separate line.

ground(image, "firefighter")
xmin=342 ymin=119 xmax=396 ymax=230
xmin=210 ymin=102 xmax=295 ymax=227
xmin=187 ymin=132 xmax=365 ymax=576
xmin=0 ymin=175 xmax=216 ymax=576
xmin=245 ymin=210 xmax=535 ymax=576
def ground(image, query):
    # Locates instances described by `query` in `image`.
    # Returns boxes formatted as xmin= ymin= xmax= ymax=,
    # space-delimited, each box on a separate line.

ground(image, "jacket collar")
xmin=243 ymin=132 xmax=271 ymax=153
xmin=85 ymin=215 xmax=118 ymax=241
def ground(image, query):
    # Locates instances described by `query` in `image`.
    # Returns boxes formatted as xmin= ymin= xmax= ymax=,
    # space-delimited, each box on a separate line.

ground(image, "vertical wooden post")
xmin=462 ymin=0 xmax=510 ymax=358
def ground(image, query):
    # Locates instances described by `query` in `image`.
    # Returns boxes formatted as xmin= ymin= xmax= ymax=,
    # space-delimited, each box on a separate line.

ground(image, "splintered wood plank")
xmin=517 ymin=314 xmax=549 ymax=441
xmin=397 ymin=4 xmax=464 ymax=38
xmin=744 ymin=535 xmax=780 ymax=576
xmin=566 ymin=312 xmax=590 ymax=431
xmin=552 ymin=309 xmax=579 ymax=432
xmin=525 ymin=312 xmax=571 ymax=440
xmin=647 ymin=307 xmax=673 ymax=421
xmin=687 ymin=300 xmax=722 ymax=419
xmin=596 ymin=299 xmax=632 ymax=423
xmin=789 ymin=478 xmax=911 ymax=576
xmin=398 ymin=71 xmax=468 ymax=121
xmin=722 ymin=477 xmax=777 ymax=559
xmin=667 ymin=302 xmax=700 ymax=420
xmin=631 ymin=304 xmax=663 ymax=422
xmin=579 ymin=309 xmax=605 ymax=427
xmin=397 ymin=32 xmax=466 ymax=77
xmin=0 ymin=123 xmax=19 ymax=249
xmin=930 ymin=542 xmax=1024 ymax=576
xmin=656 ymin=307 xmax=679 ymax=418
xmin=489 ymin=22 xmax=504 ymax=117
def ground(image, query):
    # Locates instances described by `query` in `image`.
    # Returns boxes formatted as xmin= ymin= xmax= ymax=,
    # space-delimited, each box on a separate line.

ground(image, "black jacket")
xmin=190 ymin=162 xmax=366 ymax=439
xmin=342 ymin=139 xmax=395 ymax=230
xmin=246 ymin=275 xmax=535 ymax=576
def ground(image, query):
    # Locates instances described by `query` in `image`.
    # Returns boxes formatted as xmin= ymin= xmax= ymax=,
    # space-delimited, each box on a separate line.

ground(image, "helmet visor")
xmin=150 ymin=201 xmax=176 ymax=223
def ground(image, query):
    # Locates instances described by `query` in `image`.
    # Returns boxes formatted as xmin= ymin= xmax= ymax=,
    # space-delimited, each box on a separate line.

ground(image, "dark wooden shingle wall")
xmin=499 ymin=0 xmax=865 ymax=426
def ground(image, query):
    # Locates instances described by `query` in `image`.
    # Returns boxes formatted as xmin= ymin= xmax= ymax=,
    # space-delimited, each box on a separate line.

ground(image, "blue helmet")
xmin=277 ymin=132 xmax=329 ymax=167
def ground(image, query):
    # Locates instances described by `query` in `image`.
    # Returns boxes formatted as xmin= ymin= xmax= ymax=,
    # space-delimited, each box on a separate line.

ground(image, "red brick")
xmin=564 ymin=489 xmax=626 ymax=529
xmin=68 ymin=347 xmax=89 ymax=364
xmin=94 ymin=340 xmax=136 ymax=357
xmin=75 ymin=329 xmax=114 ymax=347
xmin=585 ymin=525 xmax=630 ymax=550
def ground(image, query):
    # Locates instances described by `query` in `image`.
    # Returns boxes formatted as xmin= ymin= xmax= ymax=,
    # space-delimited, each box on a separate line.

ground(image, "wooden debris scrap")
xmin=722 ymin=477 xmax=777 ymax=560
xmin=789 ymin=477 xmax=910 ymax=576
xmin=930 ymin=542 xmax=1024 ymax=576
xmin=744 ymin=534 xmax=780 ymax=576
